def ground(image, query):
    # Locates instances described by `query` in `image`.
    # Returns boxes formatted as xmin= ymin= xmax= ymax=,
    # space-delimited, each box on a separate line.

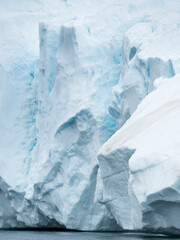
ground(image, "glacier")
xmin=1 ymin=0 xmax=180 ymax=233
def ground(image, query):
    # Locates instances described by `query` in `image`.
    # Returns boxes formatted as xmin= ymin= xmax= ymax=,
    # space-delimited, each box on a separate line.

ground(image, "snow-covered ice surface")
xmin=1 ymin=0 xmax=180 ymax=232
xmin=98 ymin=74 xmax=180 ymax=233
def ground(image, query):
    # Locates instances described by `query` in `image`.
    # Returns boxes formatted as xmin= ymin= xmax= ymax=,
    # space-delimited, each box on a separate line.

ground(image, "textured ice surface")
xmin=109 ymin=6 xmax=180 ymax=126
xmin=1 ymin=0 xmax=180 ymax=232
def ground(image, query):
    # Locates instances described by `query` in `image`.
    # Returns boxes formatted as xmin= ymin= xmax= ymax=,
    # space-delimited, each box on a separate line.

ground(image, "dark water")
xmin=0 ymin=231 xmax=179 ymax=240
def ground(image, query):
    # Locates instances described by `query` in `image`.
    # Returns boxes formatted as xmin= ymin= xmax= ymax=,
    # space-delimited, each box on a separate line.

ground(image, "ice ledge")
xmin=98 ymin=74 xmax=180 ymax=232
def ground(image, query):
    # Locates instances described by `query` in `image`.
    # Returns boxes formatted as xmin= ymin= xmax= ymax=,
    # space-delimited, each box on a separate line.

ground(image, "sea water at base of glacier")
xmin=0 ymin=231 xmax=172 ymax=240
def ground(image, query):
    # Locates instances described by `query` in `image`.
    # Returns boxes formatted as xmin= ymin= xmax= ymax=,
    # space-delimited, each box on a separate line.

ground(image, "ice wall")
xmin=25 ymin=20 xmax=122 ymax=230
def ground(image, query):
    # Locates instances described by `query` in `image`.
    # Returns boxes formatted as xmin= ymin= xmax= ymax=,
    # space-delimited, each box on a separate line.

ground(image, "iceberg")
xmin=1 ymin=0 xmax=180 ymax=232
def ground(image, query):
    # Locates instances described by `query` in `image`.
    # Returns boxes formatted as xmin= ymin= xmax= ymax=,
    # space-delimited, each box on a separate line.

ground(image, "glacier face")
xmin=1 ymin=0 xmax=180 ymax=232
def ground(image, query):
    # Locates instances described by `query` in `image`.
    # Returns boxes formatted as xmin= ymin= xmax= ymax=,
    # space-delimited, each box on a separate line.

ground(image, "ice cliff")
xmin=1 ymin=0 xmax=180 ymax=233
